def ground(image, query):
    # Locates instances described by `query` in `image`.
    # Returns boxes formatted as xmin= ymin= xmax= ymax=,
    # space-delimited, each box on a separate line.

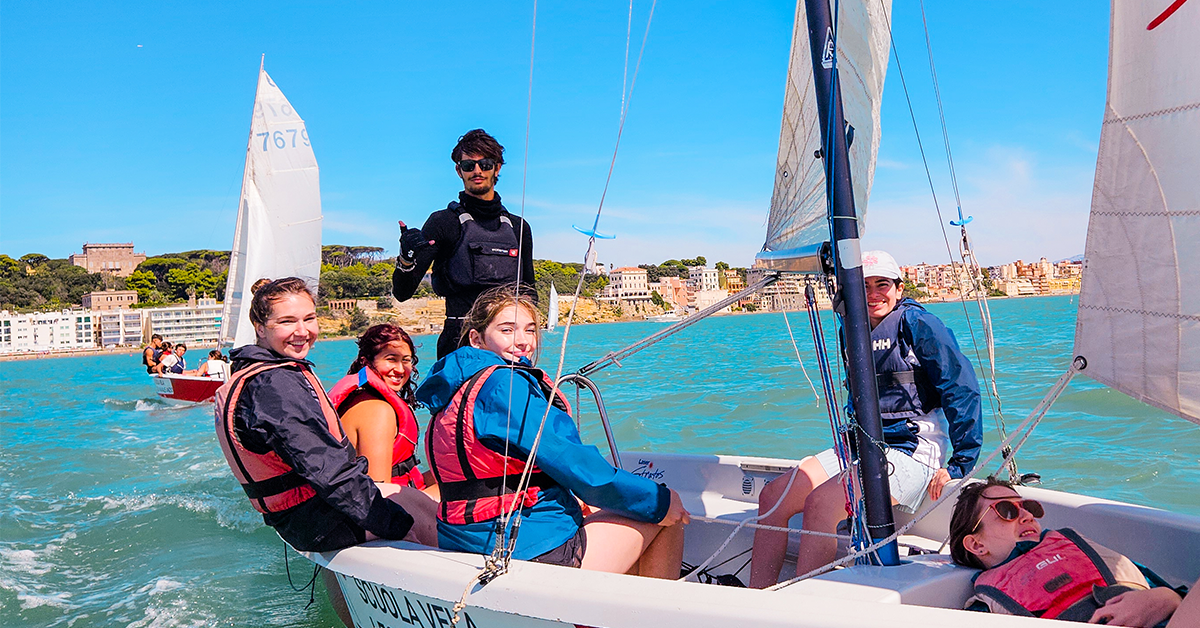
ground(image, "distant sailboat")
xmin=155 ymin=60 xmax=322 ymax=403
xmin=220 ymin=59 xmax=323 ymax=349
xmin=547 ymin=284 xmax=559 ymax=331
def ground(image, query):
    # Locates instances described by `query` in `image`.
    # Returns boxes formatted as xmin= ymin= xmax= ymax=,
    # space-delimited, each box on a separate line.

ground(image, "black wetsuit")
xmin=392 ymin=192 xmax=535 ymax=358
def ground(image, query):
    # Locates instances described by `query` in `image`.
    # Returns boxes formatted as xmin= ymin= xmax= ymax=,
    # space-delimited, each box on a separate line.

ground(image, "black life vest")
xmin=871 ymin=299 xmax=940 ymax=420
xmin=425 ymin=365 xmax=569 ymax=525
xmin=432 ymin=204 xmax=522 ymax=297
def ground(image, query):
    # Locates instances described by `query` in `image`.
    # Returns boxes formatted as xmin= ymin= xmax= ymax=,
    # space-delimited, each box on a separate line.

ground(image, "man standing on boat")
xmin=142 ymin=334 xmax=163 ymax=374
xmin=392 ymin=129 xmax=536 ymax=359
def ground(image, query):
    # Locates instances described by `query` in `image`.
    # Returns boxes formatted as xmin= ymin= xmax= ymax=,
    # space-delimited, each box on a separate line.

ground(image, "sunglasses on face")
xmin=971 ymin=498 xmax=1044 ymax=533
xmin=457 ymin=158 xmax=496 ymax=172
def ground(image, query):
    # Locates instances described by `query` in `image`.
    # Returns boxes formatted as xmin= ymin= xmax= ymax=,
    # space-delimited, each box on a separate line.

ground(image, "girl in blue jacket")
xmin=417 ymin=287 xmax=689 ymax=576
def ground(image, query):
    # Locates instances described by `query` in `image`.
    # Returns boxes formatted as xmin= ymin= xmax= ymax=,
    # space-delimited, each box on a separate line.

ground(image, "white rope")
xmin=781 ymin=312 xmax=820 ymax=402
xmin=767 ymin=363 xmax=1080 ymax=590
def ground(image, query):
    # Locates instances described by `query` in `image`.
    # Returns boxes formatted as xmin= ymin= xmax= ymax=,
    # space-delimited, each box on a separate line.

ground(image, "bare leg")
xmin=321 ymin=569 xmax=354 ymax=628
xmin=748 ymin=457 xmax=829 ymax=588
xmin=792 ymin=474 xmax=848 ymax=577
xmin=579 ymin=511 xmax=684 ymax=579
xmin=793 ymin=474 xmax=903 ymax=578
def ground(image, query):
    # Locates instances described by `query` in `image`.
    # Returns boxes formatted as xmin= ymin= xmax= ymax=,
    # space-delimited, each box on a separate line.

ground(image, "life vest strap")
xmin=391 ymin=455 xmax=420 ymax=480
xmin=439 ymin=471 xmax=553 ymax=503
xmin=877 ymin=368 xmax=923 ymax=386
xmin=241 ymin=469 xmax=309 ymax=500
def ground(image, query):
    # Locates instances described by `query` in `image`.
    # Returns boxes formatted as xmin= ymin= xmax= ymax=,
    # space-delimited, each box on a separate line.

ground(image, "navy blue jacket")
xmin=228 ymin=345 xmax=414 ymax=551
xmin=417 ymin=346 xmax=670 ymax=560
xmin=877 ymin=298 xmax=982 ymax=479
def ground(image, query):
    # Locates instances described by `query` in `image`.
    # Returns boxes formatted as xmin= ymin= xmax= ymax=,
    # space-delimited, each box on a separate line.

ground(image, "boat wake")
xmin=103 ymin=398 xmax=196 ymax=412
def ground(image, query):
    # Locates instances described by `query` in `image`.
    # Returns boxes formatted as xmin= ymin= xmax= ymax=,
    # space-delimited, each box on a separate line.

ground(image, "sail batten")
xmin=220 ymin=67 xmax=323 ymax=348
xmin=760 ymin=0 xmax=890 ymax=264
xmin=1074 ymin=2 xmax=1200 ymax=426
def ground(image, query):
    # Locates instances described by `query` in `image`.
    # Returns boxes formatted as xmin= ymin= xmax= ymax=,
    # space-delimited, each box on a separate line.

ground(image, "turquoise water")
xmin=2 ymin=295 xmax=1197 ymax=627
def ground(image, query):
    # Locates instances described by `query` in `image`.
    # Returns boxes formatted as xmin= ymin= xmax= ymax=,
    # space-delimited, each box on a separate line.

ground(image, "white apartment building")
xmin=745 ymin=268 xmax=831 ymax=311
xmin=144 ymin=297 xmax=223 ymax=345
xmin=0 ymin=310 xmax=97 ymax=354
xmin=98 ymin=309 xmax=146 ymax=347
xmin=688 ymin=266 xmax=721 ymax=292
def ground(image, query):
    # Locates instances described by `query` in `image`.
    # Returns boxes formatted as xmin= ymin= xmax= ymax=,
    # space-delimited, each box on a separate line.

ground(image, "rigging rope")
xmin=876 ymin=0 xmax=1016 ymax=480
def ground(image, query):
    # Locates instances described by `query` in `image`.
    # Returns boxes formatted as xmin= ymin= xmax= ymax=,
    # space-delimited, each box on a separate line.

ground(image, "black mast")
xmin=803 ymin=0 xmax=900 ymax=566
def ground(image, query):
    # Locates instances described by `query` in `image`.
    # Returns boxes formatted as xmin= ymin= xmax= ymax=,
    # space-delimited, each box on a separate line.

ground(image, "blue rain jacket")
xmin=880 ymin=298 xmax=982 ymax=479
xmin=417 ymin=346 xmax=670 ymax=560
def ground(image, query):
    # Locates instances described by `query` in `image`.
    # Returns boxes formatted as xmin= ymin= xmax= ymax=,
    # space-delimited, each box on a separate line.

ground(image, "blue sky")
xmin=0 ymin=1 xmax=1111 ymax=268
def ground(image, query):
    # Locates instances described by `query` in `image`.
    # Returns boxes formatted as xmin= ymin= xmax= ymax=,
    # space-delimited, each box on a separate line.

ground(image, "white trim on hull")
xmin=305 ymin=452 xmax=1200 ymax=628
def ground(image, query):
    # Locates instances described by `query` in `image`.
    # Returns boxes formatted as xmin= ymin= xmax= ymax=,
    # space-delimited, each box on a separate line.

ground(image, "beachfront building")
xmin=0 ymin=310 xmax=97 ymax=354
xmin=82 ymin=289 xmax=139 ymax=311
xmin=652 ymin=277 xmax=688 ymax=312
xmin=69 ymin=242 xmax=147 ymax=278
xmin=143 ymin=297 xmax=222 ymax=345
xmin=604 ymin=267 xmax=652 ymax=303
xmin=98 ymin=309 xmax=146 ymax=348
xmin=688 ymin=266 xmax=720 ymax=292
xmin=745 ymin=268 xmax=831 ymax=312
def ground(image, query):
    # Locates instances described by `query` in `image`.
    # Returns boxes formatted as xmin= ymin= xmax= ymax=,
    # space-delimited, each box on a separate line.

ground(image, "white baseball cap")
xmin=861 ymin=250 xmax=901 ymax=280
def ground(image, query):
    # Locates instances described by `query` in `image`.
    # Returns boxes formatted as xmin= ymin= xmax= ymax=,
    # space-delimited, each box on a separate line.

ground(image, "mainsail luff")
xmin=1074 ymin=2 xmax=1200 ymax=425
xmin=220 ymin=65 xmax=323 ymax=348
xmin=761 ymin=0 xmax=890 ymax=263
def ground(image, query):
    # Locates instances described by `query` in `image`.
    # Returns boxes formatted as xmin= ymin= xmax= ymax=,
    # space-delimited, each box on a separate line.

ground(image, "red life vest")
xmin=973 ymin=528 xmax=1141 ymax=621
xmin=425 ymin=364 xmax=570 ymax=525
xmin=327 ymin=367 xmax=425 ymax=489
xmin=214 ymin=361 xmax=345 ymax=514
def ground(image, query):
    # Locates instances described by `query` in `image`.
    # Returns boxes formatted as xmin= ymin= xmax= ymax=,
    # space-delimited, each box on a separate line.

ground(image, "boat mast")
xmin=803 ymin=0 xmax=899 ymax=566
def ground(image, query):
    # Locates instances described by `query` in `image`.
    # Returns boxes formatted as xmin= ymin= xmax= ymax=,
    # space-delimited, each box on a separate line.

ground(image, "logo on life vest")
xmin=873 ymin=338 xmax=892 ymax=351
xmin=1036 ymin=554 xmax=1064 ymax=570
xmin=509 ymin=248 xmax=519 ymax=257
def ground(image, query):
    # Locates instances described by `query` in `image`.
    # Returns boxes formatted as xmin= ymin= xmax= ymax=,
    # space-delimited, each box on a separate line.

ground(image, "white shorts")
xmin=812 ymin=444 xmax=937 ymax=514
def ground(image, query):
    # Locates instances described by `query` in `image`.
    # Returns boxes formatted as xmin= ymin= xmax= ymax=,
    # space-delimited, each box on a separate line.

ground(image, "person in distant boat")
xmin=154 ymin=341 xmax=175 ymax=374
xmin=214 ymin=276 xmax=436 ymax=554
xmin=169 ymin=344 xmax=188 ymax=374
xmin=749 ymin=249 xmax=983 ymax=588
xmin=328 ymin=323 xmax=438 ymax=498
xmin=142 ymin=334 xmax=163 ymax=374
xmin=949 ymin=478 xmax=1186 ymax=626
xmin=189 ymin=349 xmax=229 ymax=379
xmin=392 ymin=129 xmax=536 ymax=359
xmin=417 ymin=287 xmax=688 ymax=575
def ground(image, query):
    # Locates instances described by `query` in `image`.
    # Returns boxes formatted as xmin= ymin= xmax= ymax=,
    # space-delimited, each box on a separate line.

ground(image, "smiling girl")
xmin=215 ymin=278 xmax=435 ymax=552
xmin=328 ymin=323 xmax=438 ymax=497
xmin=416 ymin=287 xmax=689 ymax=576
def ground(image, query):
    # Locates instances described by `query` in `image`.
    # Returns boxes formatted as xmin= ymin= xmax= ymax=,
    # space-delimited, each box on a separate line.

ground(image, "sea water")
xmin=2 ymin=295 xmax=1197 ymax=627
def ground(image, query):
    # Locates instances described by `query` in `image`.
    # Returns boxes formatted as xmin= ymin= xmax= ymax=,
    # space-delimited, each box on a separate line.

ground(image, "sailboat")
xmin=154 ymin=61 xmax=322 ymax=404
xmin=547 ymin=283 xmax=559 ymax=332
xmin=297 ymin=3 xmax=1199 ymax=626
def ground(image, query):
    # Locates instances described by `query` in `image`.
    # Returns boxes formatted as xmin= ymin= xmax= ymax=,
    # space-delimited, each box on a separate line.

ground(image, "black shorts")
xmin=307 ymin=519 xmax=368 ymax=552
xmin=529 ymin=528 xmax=586 ymax=568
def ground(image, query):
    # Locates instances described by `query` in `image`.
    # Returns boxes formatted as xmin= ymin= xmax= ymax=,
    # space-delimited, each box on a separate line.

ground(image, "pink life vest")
xmin=425 ymin=365 xmax=571 ymax=525
xmin=327 ymin=367 xmax=425 ymax=489
xmin=214 ymin=361 xmax=344 ymax=514
xmin=972 ymin=528 xmax=1140 ymax=621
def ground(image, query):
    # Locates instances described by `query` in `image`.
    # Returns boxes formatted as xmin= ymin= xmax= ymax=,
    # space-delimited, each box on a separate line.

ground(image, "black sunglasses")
xmin=457 ymin=158 xmax=496 ymax=172
xmin=971 ymin=498 xmax=1044 ymax=532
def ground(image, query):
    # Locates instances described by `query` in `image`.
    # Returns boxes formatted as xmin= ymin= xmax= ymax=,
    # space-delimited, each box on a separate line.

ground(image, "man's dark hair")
xmin=451 ymin=129 xmax=505 ymax=165
xmin=151 ymin=334 xmax=162 ymax=341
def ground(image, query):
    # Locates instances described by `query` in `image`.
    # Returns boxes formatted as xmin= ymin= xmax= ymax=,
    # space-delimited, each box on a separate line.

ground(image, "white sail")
xmin=1074 ymin=2 xmax=1200 ymax=425
xmin=761 ymin=0 xmax=890 ymax=264
xmin=547 ymin=284 xmax=559 ymax=332
xmin=220 ymin=63 xmax=323 ymax=348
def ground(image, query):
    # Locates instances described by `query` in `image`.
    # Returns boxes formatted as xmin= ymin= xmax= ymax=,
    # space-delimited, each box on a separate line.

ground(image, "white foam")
xmin=17 ymin=590 xmax=73 ymax=610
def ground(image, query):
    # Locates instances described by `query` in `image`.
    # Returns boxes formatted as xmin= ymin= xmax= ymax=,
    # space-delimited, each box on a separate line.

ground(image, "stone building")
xmin=82 ymin=289 xmax=139 ymax=311
xmin=69 ymin=243 xmax=147 ymax=277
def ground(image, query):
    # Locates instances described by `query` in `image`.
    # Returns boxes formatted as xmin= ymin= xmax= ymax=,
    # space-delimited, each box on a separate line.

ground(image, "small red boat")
xmin=152 ymin=374 xmax=224 ymax=403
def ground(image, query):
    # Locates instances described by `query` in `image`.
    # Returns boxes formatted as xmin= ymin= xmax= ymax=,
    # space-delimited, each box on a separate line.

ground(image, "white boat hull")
xmin=307 ymin=451 xmax=1200 ymax=627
